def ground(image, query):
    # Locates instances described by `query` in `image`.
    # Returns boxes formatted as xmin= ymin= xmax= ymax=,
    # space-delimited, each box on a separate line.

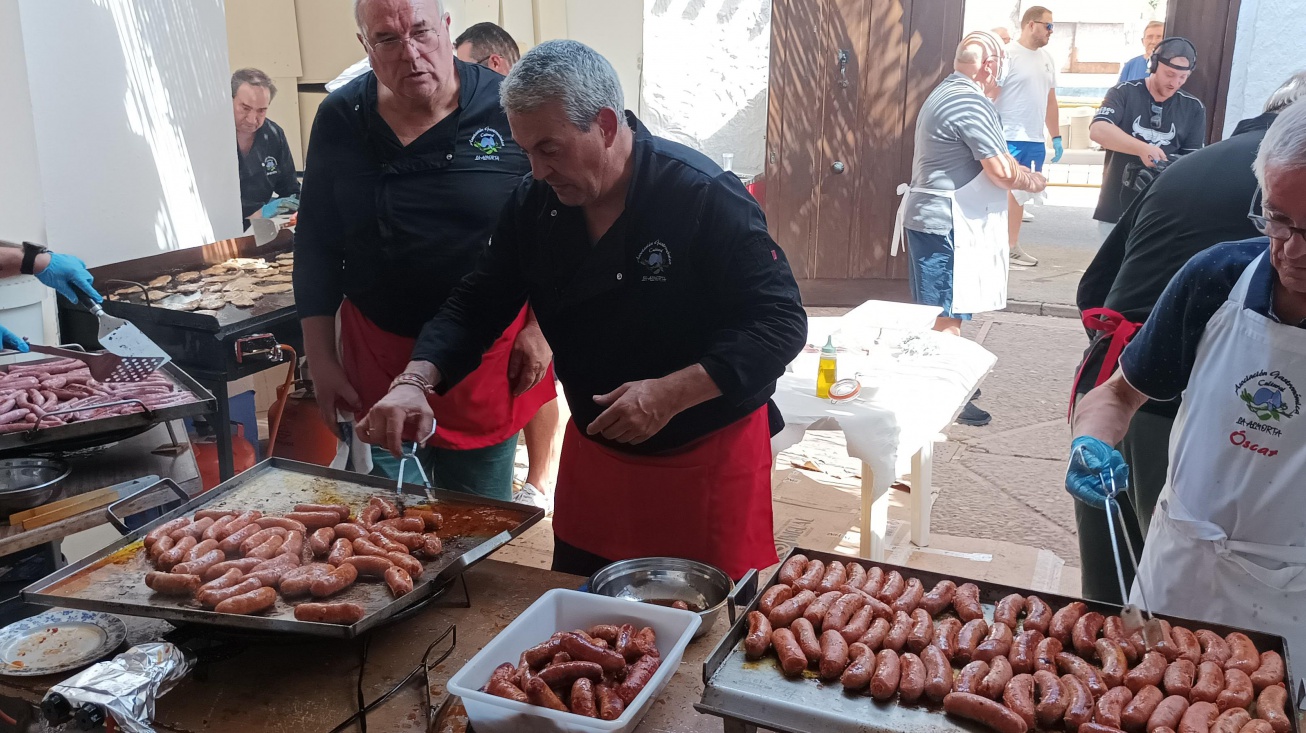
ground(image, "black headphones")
xmin=1149 ymin=37 xmax=1197 ymax=74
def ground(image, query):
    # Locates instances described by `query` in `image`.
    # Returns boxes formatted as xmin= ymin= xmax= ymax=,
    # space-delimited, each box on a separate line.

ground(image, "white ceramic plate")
xmin=0 ymin=608 xmax=127 ymax=676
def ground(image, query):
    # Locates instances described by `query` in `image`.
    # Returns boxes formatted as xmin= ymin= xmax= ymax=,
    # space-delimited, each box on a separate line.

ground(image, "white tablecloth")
xmin=772 ymin=302 xmax=997 ymax=495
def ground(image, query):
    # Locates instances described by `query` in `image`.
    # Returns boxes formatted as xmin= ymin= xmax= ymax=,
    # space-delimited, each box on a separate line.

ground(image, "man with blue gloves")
xmin=0 ymin=241 xmax=102 ymax=351
xmin=1066 ymin=99 xmax=1306 ymax=665
xmin=994 ymin=6 xmax=1063 ymax=268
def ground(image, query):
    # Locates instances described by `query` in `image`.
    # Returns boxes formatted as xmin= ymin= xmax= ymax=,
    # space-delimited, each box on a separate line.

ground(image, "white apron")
xmin=1130 ymin=253 xmax=1306 ymax=693
xmin=891 ymin=173 xmax=1010 ymax=314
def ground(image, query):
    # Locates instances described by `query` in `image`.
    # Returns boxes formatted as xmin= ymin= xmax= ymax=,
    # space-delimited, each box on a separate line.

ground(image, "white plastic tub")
xmin=447 ymin=588 xmax=702 ymax=733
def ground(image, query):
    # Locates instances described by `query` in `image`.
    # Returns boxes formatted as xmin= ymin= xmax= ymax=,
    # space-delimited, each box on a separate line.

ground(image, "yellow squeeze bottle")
xmin=816 ymin=336 xmax=837 ymax=399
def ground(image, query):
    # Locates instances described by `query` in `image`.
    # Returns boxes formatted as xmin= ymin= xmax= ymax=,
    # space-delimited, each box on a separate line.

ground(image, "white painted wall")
xmin=17 ymin=0 xmax=243 ymax=268
xmin=1222 ymin=0 xmax=1306 ymax=138
xmin=640 ymin=0 xmax=770 ymax=176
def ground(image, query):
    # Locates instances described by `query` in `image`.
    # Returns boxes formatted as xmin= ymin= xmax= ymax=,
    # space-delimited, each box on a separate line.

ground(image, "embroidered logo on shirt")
xmin=1097 ymin=106 xmax=1116 ymax=117
xmin=470 ymin=127 xmax=505 ymax=160
xmin=637 ymin=240 xmax=671 ymax=281
xmin=1235 ymin=370 xmax=1300 ymax=422
xmin=1131 ymin=117 xmax=1177 ymax=146
xmin=263 ymin=156 xmax=280 ymax=175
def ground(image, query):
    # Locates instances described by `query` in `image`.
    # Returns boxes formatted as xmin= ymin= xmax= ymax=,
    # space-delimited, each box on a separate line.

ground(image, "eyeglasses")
xmin=1044 ymin=23 xmax=1054 ymax=31
xmin=364 ymin=27 xmax=440 ymax=61
xmin=1149 ymin=103 xmax=1163 ymax=129
xmin=1248 ymin=190 xmax=1306 ymax=241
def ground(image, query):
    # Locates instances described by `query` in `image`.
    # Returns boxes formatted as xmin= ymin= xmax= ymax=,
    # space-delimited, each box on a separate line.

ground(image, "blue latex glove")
xmin=35 ymin=252 xmax=102 ymax=304
xmin=0 ymin=324 xmax=28 ymax=353
xmin=260 ymin=194 xmax=300 ymax=219
xmin=1066 ymin=435 xmax=1130 ymax=509
xmin=1051 ymin=136 xmax=1065 ymax=163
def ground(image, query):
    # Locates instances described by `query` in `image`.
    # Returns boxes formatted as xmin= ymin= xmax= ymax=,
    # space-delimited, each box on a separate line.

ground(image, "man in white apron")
xmin=892 ymin=30 xmax=1047 ymax=425
xmin=1068 ymin=100 xmax=1306 ymax=674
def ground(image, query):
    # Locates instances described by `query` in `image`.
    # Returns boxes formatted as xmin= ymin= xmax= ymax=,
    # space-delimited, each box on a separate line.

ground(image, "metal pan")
xmin=695 ymin=546 xmax=1298 ymax=733
xmin=20 ymin=459 xmax=544 ymax=638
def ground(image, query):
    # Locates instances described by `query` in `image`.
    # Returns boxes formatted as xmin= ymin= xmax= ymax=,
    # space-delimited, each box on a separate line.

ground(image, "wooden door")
xmin=765 ymin=0 xmax=965 ymax=306
xmin=1164 ymin=0 xmax=1241 ymax=143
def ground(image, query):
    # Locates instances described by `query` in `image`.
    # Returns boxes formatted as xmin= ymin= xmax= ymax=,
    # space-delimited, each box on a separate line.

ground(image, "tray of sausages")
xmin=695 ymin=547 xmax=1296 ymax=733
xmin=20 ymin=459 xmax=544 ymax=637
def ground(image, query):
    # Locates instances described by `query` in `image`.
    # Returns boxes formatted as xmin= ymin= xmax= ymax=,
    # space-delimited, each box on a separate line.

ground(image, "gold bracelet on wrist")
xmin=389 ymin=373 xmax=434 ymax=395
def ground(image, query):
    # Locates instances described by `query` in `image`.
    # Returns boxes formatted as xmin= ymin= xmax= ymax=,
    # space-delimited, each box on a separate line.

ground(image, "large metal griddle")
xmin=20 ymin=459 xmax=544 ymax=638
xmin=694 ymin=546 xmax=1298 ymax=733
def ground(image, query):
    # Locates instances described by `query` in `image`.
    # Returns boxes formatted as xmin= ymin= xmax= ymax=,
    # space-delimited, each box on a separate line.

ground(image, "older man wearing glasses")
xmin=1090 ymin=38 xmax=1206 ymax=239
xmin=1067 ymin=99 xmax=1306 ymax=664
xmin=293 ymin=0 xmax=556 ymax=500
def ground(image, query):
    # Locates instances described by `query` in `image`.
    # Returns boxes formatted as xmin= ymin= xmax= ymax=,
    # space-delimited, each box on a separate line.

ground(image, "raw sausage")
xmin=309 ymin=527 xmax=335 ymax=557
xmin=979 ymin=656 xmax=1015 ymax=700
xmin=957 ymin=661 xmax=992 ymax=695
xmin=214 ymin=586 xmax=277 ymax=615
xmin=1010 ymin=629 xmax=1044 ymax=675
xmin=1004 ymin=673 xmax=1037 ymax=732
xmin=884 ymin=610 xmax=913 ymax=653
xmin=1051 ymin=602 xmax=1088 ymax=647
xmin=958 ymin=618 xmax=991 ymax=664
xmin=935 ymin=617 xmax=963 ymax=661
xmin=816 ymin=561 xmax=847 ymax=594
xmin=869 ymin=649 xmax=901 ymax=701
xmin=1212 ymin=709 xmax=1252 ymax=733
xmin=768 ymin=589 xmax=817 ymax=628
xmin=794 ymin=559 xmax=825 ymax=591
xmin=1224 ymin=633 xmax=1261 ymax=674
xmin=193 ymin=509 xmax=237 ymax=521
xmin=310 ymin=563 xmax=359 ymax=597
xmin=1255 ymin=685 xmax=1290 ymax=733
xmin=744 ymin=611 xmax=772 ymax=660
xmin=1097 ymin=686 xmax=1136 ymax=729
xmin=145 ymin=571 xmax=200 ymax=595
xmin=778 ymin=554 xmax=808 ymax=586
xmin=1249 ymin=652 xmax=1284 ymax=691
xmin=758 ymin=584 xmax=793 ymax=616
xmin=859 ymin=617 xmax=892 ymax=651
xmin=1217 ymin=669 xmax=1254 ymax=711
xmin=1126 ymin=651 xmax=1170 ymax=693
xmin=898 ymin=652 xmax=927 ymax=703
xmin=1024 ymin=595 xmax=1053 ymax=635
xmin=1171 ymin=626 xmax=1203 ymax=666
xmin=846 ymin=563 xmax=867 ymax=590
xmin=1061 ymin=672 xmax=1095 ymax=732
xmin=255 ymin=516 xmax=308 ymax=534
xmin=920 ymin=579 xmax=957 ymax=616
xmin=840 ymin=604 xmax=875 ymax=645
xmin=892 ymin=578 xmax=925 ymax=615
xmin=906 ymin=608 xmax=934 ymax=653
xmin=217 ymin=511 xmax=259 ymax=540
xmin=1191 ymin=661 xmax=1225 ymax=704
xmin=1148 ymin=695 xmax=1192 ymax=733
xmin=819 ymin=629 xmax=850 ymax=681
xmin=1081 ymin=724 xmax=1129 ymax=733
xmin=147 ymin=534 xmax=175 ymax=563
xmin=293 ymin=602 xmax=365 ymax=624
xmin=1164 ymin=659 xmax=1197 ymax=700
xmin=861 ymin=566 xmax=886 ymax=596
xmin=1122 ymin=685 xmax=1166 ymax=733
xmin=823 ymin=592 xmax=864 ymax=632
xmin=1241 ymin=722 xmax=1276 ymax=733
xmin=876 ymin=571 xmax=906 ymax=604
xmin=841 ymin=642 xmax=876 ymax=691
xmin=995 ymin=593 xmax=1026 ymax=629
xmin=328 ymin=538 xmax=354 ymax=567
xmin=342 ymin=555 xmax=393 ymax=578
xmin=1034 ymin=670 xmax=1068 ymax=728
xmin=1057 ymin=652 xmax=1108 ymax=698
xmin=1179 ymin=701 xmax=1220 ymax=733
xmin=1195 ymin=630 xmax=1231 ymax=666
xmin=1098 ymin=637 xmax=1131 ymax=688
xmin=954 ymin=583 xmax=985 ymax=622
xmin=943 ymin=692 xmax=1029 ymax=733
xmin=178 ymin=517 xmax=215 ymax=540
xmin=1073 ymin=611 xmax=1106 ymax=659
xmin=976 ymin=621 xmax=1015 ymax=663
xmin=793 ymin=617 xmax=821 ymax=665
xmin=922 ymin=642 xmax=952 ymax=701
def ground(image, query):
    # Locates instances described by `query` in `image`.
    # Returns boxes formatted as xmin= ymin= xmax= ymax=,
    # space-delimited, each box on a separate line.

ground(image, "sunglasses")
xmin=1150 ymin=103 xmax=1163 ymax=129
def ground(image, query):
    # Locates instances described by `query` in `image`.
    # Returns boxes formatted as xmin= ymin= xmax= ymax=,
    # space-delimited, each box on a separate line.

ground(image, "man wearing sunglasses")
xmin=1067 ymin=99 xmax=1306 ymax=664
xmin=1090 ymin=38 xmax=1205 ymax=236
xmin=294 ymin=0 xmax=556 ymax=501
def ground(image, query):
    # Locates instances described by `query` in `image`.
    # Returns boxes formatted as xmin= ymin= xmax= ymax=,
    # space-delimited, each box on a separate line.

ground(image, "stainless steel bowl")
xmin=0 ymin=457 xmax=69 ymax=517
xmin=588 ymin=557 xmax=734 ymax=639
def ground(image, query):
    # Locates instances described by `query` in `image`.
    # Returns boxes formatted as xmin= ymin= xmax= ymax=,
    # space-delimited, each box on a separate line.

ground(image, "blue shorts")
xmin=905 ymin=228 xmax=971 ymax=320
xmin=369 ymin=432 xmax=519 ymax=501
xmin=1007 ymin=140 xmax=1046 ymax=172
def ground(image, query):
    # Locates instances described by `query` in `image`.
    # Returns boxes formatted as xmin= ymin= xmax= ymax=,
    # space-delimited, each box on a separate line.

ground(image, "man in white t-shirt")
xmin=994 ymin=6 xmax=1062 ymax=268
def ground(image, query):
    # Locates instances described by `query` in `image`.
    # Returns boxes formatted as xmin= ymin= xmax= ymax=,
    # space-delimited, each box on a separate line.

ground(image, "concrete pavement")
xmin=1008 ymin=184 xmax=1104 ymax=308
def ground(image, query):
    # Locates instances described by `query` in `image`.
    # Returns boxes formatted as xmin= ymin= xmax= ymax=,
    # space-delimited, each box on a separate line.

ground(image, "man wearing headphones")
xmin=1090 ymin=38 xmax=1206 ymax=238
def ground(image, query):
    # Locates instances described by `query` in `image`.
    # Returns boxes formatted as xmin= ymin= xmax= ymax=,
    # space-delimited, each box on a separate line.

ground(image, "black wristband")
xmin=20 ymin=242 xmax=48 ymax=276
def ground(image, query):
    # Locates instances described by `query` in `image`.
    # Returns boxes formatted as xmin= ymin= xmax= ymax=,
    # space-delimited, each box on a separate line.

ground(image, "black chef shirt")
xmin=1092 ymin=80 xmax=1206 ymax=224
xmin=294 ymin=62 xmax=529 ymax=337
xmin=1073 ymin=113 xmax=1272 ymax=417
xmin=238 ymin=118 xmax=301 ymax=220
xmin=412 ymin=113 xmax=808 ymax=455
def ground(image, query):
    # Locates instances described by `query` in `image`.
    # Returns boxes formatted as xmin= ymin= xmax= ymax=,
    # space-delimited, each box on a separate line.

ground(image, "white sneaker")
xmin=1010 ymin=245 xmax=1038 ymax=267
xmin=513 ymin=482 xmax=552 ymax=513
xmin=1022 ymin=210 xmax=1034 ymax=222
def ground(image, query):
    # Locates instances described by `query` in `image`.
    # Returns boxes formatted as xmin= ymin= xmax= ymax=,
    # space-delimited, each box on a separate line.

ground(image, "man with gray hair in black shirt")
xmin=232 ymin=68 xmax=299 ymax=227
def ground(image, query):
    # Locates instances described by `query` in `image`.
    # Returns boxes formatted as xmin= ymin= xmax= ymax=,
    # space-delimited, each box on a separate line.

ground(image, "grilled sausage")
xmin=976 ymin=621 xmax=1015 ymax=663
xmin=352 ymin=537 xmax=390 ymax=558
xmin=238 ymin=526 xmax=287 ymax=556
xmin=861 ymin=566 xmax=886 ymax=596
xmin=1217 ymin=669 xmax=1254 ymax=711
xmin=537 ymin=661 xmax=603 ymax=687
xmin=1034 ymin=670 xmax=1069 ymax=728
xmin=1195 ymin=630 xmax=1231 ymax=666
xmin=816 ymin=561 xmax=847 ymax=594
xmin=293 ymin=602 xmax=365 ymax=624
xmin=1249 ymin=652 xmax=1284 ymax=691
xmin=1122 ymin=685 xmax=1166 ymax=733
xmin=368 ymin=531 xmax=409 ymax=555
xmin=823 ymin=592 xmax=865 ymax=633
xmin=244 ymin=535 xmax=285 ymax=561
xmin=841 ymin=642 xmax=876 ymax=691
xmin=342 ymin=555 xmax=393 ymax=578
xmin=906 ymin=608 xmax=934 ymax=653
xmin=859 ymin=617 xmax=892 ymax=651
xmin=193 ymin=509 xmax=237 ymax=521
xmin=958 ymin=618 xmax=991 ymax=664
xmin=373 ymin=516 xmax=426 ymax=533
xmin=201 ymin=515 xmax=235 ymax=541
xmin=922 ymin=642 xmax=952 ymax=701
xmin=768 ymin=589 xmax=816 ymax=628
xmin=383 ymin=566 xmax=413 ymax=596
xmin=1061 ymin=672 xmax=1095 ymax=732
xmin=1152 ymin=621 xmax=1181 ymax=662
xmin=980 ymin=656 xmax=1015 ymax=700
xmin=615 ymin=654 xmax=660 ymax=705
xmin=147 ymin=534 xmax=175 ymax=563
xmin=1081 ymin=723 xmax=1129 ymax=733
xmin=758 ymin=584 xmax=793 ymax=616
xmin=333 ymin=523 xmax=368 ymax=541
xmin=899 ymin=652 xmax=927 ymax=703
xmin=1073 ymin=611 xmax=1106 ymax=659
xmin=1035 ymin=636 xmax=1063 ymax=675
xmin=595 ymin=684 xmax=625 ymax=720
xmin=255 ymin=516 xmax=308 ymax=534
xmin=145 ymin=571 xmax=201 ymax=595
xmin=178 ymin=517 xmax=215 ymax=540
xmin=1057 ymin=652 xmax=1108 ymax=698
xmin=793 ymin=617 xmax=821 ymax=665
xmin=794 ymin=559 xmax=825 ymax=591
xmin=1106 ymin=615 xmax=1144 ymax=663
xmin=1255 ymin=684 xmax=1290 ymax=733
xmin=1224 ymin=633 xmax=1260 ymax=674
xmin=184 ymin=538 xmax=220 ymax=562
xmin=846 ymin=563 xmax=867 ymax=590
xmin=877 ymin=571 xmax=906 ymax=604
xmin=1126 ymin=651 xmax=1170 ymax=693
xmin=1171 ymin=626 xmax=1202 ymax=666
xmin=368 ymin=496 xmax=400 ymax=520
xmin=920 ymin=579 xmax=957 ymax=616
xmin=205 ymin=555 xmax=266 ymax=580
xmin=559 ymin=632 xmax=626 ymax=673
xmin=278 ymin=563 xmax=336 ymax=597
xmin=1010 ymin=629 xmax=1044 ymax=675
xmin=214 ymin=586 xmax=277 ymax=615
xmin=819 ymin=629 xmax=850 ymax=681
xmin=294 ymin=503 xmax=350 ymax=520
xmin=309 ymin=527 xmax=335 ymax=557
xmin=171 ymin=548 xmax=224 ymax=577
xmin=883 ymin=610 xmax=913 ymax=653
xmin=245 ymin=552 xmax=301 ymax=586
xmin=935 ymin=617 xmax=963 ymax=662
xmin=893 ymin=578 xmax=926 ymax=615
xmin=995 ymin=593 xmax=1026 ymax=629
xmin=1180 ymin=701 xmax=1220 ymax=733
xmin=218 ymin=511 xmax=260 ymax=540
xmin=145 ymin=518 xmax=190 ymax=548
xmin=954 ymin=582 xmax=985 ymax=622
xmin=1148 ymin=695 xmax=1192 ymax=733
xmin=375 ymin=525 xmax=424 ymax=551
xmin=218 ymin=522 xmax=262 ymax=554
xmin=778 ymin=554 xmax=808 ymax=586
xmin=278 ymin=530 xmax=305 ymax=559
xmin=418 ymin=533 xmax=443 ymax=558
xmin=524 ymin=675 xmax=569 ymax=712
xmin=870 ymin=649 xmax=901 ymax=700
xmin=842 ymin=585 xmax=895 ymax=620
xmin=1165 ymin=659 xmax=1198 ymax=700
xmin=744 ymin=611 xmax=772 ymax=660
xmin=1051 ymin=602 xmax=1088 ymax=647
xmin=327 ymin=537 xmax=354 ymax=567
xmin=386 ymin=552 xmax=423 ymax=578
xmin=1191 ymin=661 xmax=1225 ymax=704
xmin=310 ymin=562 xmax=358 ymax=597
xmin=841 ymin=603 xmax=876 ymax=645
xmin=196 ymin=568 xmax=243 ymax=595
xmin=1097 ymin=686 xmax=1136 ymax=729
xmin=944 ymin=692 xmax=1029 ymax=733
xmin=1098 ymin=637 xmax=1131 ymax=688
xmin=1004 ymin=673 xmax=1037 ymax=732
xmin=1025 ymin=595 xmax=1054 ymax=635
xmin=358 ymin=503 xmax=382 ymax=528
xmin=156 ymin=535 xmax=196 ymax=570
xmin=1211 ymin=709 xmax=1252 ymax=733
xmin=957 ymin=661 xmax=992 ymax=695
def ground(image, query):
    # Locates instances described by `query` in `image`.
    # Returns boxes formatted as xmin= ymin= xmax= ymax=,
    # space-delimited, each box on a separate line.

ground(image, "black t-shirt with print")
xmin=1092 ymin=80 xmax=1206 ymax=224
xmin=238 ymin=118 xmax=300 ymax=220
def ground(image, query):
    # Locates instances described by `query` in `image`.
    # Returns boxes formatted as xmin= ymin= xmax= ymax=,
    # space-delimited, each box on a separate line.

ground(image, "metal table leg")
xmin=722 ymin=719 xmax=758 ymax=733
xmin=200 ymin=377 xmax=235 ymax=482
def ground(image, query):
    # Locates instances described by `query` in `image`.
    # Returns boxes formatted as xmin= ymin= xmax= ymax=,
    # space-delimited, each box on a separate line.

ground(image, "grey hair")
xmin=353 ymin=0 xmax=444 ymax=35
xmin=956 ymin=44 xmax=983 ymax=65
xmin=1265 ymin=70 xmax=1306 ymax=114
xmin=1254 ymin=99 xmax=1306 ymax=190
xmin=500 ymin=40 xmax=624 ymax=131
xmin=231 ymin=68 xmax=276 ymax=100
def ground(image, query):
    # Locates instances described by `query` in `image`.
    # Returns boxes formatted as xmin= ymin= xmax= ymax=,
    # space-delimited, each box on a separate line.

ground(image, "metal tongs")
xmin=1090 ymin=447 xmax=1166 ymax=650
xmin=395 ymin=423 xmax=437 ymax=502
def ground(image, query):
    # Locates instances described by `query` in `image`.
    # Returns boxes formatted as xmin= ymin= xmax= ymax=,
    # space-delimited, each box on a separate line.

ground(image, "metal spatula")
xmin=21 ymin=342 xmax=167 ymax=383
xmin=78 ymin=291 xmax=171 ymax=366
xmin=1096 ymin=456 xmax=1165 ymax=649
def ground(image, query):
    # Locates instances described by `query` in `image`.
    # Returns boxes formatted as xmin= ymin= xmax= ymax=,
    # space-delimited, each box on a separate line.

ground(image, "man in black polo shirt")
xmin=1090 ymin=38 xmax=1205 ymax=235
xmin=233 ymin=68 xmax=300 ymax=228
xmin=1068 ymin=72 xmax=1306 ymax=603
xmin=357 ymin=40 xmax=808 ymax=578
xmin=294 ymin=0 xmax=556 ymax=501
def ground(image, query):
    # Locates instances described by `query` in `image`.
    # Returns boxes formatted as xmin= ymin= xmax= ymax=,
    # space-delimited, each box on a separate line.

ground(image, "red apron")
xmin=552 ymin=407 xmax=777 ymax=579
xmin=1068 ymin=307 xmax=1142 ymax=420
xmin=338 ymin=300 xmax=556 ymax=450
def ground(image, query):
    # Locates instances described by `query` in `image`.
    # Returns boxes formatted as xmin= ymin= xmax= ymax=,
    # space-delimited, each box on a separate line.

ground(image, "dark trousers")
xmin=552 ymin=537 xmax=616 ymax=580
xmin=1074 ymin=409 xmax=1174 ymax=603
